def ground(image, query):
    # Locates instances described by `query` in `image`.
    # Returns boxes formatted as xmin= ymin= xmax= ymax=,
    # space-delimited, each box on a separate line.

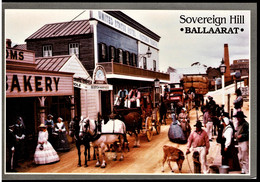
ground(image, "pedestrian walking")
xmin=203 ymin=106 xmax=214 ymax=141
xmin=55 ymin=117 xmax=70 ymax=151
xmin=233 ymin=88 xmax=244 ymax=131
xmin=234 ymin=111 xmax=249 ymax=174
xmin=177 ymin=107 xmax=191 ymax=140
xmin=34 ymin=124 xmax=60 ymax=165
xmin=44 ymin=114 xmax=55 ymax=145
xmin=186 ymin=121 xmax=210 ymax=174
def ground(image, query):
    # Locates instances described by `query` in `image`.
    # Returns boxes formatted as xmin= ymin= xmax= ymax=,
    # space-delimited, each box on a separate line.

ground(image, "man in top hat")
xmin=234 ymin=111 xmax=249 ymax=174
xmin=206 ymin=95 xmax=216 ymax=111
xmin=14 ymin=117 xmax=26 ymax=162
xmin=186 ymin=120 xmax=210 ymax=174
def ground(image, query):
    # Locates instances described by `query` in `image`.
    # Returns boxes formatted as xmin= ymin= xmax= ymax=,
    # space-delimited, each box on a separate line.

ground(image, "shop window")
xmin=109 ymin=46 xmax=116 ymax=62
xmin=98 ymin=43 xmax=108 ymax=62
xmin=117 ymin=48 xmax=123 ymax=64
xmin=143 ymin=57 xmax=147 ymax=69
xmin=153 ymin=60 xmax=156 ymax=71
xmin=69 ymin=43 xmax=79 ymax=58
xmin=43 ymin=45 xmax=52 ymax=57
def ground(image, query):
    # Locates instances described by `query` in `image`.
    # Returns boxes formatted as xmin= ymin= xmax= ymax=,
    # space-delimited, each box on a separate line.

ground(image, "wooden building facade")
xmin=25 ymin=10 xmax=170 ymax=117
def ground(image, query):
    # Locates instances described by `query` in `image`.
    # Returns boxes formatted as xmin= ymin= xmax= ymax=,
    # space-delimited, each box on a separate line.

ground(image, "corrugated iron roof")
xmin=35 ymin=55 xmax=71 ymax=71
xmin=13 ymin=44 xmax=27 ymax=50
xmin=26 ymin=20 xmax=91 ymax=40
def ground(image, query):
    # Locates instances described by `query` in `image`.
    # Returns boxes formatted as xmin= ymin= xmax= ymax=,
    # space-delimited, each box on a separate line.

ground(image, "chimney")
xmin=6 ymin=39 xmax=12 ymax=48
xmin=223 ymin=44 xmax=231 ymax=77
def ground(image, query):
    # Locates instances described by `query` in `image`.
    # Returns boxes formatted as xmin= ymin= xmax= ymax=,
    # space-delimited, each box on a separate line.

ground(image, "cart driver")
xmin=128 ymin=86 xmax=141 ymax=108
xmin=114 ymin=87 xmax=128 ymax=108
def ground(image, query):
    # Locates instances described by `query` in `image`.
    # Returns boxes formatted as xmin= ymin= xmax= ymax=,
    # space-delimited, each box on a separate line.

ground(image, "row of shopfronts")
xmin=5 ymin=10 xmax=170 ymax=140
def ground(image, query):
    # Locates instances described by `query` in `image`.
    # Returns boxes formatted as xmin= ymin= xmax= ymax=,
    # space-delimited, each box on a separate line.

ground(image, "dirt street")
xmin=17 ymin=84 xmax=249 ymax=174
xmin=18 ymin=109 xmax=214 ymax=174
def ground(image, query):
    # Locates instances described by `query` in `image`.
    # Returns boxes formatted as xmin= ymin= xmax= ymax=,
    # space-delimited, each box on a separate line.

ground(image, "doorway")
xmin=101 ymin=91 xmax=111 ymax=116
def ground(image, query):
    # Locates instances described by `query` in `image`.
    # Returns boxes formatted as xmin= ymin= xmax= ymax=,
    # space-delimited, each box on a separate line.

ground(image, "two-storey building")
xmin=25 ymin=10 xmax=169 ymax=117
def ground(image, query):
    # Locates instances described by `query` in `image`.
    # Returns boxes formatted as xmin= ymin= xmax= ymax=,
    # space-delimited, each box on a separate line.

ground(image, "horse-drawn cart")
xmin=164 ymin=87 xmax=184 ymax=116
xmin=113 ymin=87 xmax=161 ymax=142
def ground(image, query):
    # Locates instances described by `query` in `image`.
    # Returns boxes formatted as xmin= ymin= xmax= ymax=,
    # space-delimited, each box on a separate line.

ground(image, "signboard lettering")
xmin=6 ymin=48 xmax=35 ymax=64
xmin=7 ymin=74 xmax=60 ymax=93
xmin=6 ymin=49 xmax=24 ymax=60
xmin=91 ymin=10 xmax=158 ymax=49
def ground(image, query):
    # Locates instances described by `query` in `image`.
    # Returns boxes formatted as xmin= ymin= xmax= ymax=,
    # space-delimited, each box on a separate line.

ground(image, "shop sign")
xmin=89 ymin=84 xmax=113 ymax=90
xmin=6 ymin=48 xmax=35 ymax=64
xmin=90 ymin=10 xmax=158 ymax=49
xmin=92 ymin=65 xmax=107 ymax=84
xmin=6 ymin=72 xmax=73 ymax=98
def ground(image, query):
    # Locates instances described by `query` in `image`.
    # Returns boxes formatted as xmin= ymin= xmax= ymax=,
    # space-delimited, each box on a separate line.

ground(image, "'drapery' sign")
xmin=6 ymin=71 xmax=74 ymax=98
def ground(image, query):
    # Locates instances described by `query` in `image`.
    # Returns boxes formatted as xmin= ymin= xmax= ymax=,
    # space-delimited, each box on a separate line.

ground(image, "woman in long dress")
xmin=34 ymin=124 xmax=59 ymax=165
xmin=177 ymin=107 xmax=191 ymax=140
xmin=55 ymin=117 xmax=70 ymax=151
xmin=168 ymin=113 xmax=186 ymax=144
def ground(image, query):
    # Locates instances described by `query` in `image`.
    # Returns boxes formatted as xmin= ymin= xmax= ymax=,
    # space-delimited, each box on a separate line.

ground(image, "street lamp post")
xmin=138 ymin=47 xmax=152 ymax=68
xmin=220 ymin=59 xmax=227 ymax=107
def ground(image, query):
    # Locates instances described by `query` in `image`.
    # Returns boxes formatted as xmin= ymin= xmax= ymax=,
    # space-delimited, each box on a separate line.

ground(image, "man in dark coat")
xmin=13 ymin=117 xmax=26 ymax=163
xmin=6 ymin=125 xmax=17 ymax=171
xmin=234 ymin=111 xmax=249 ymax=174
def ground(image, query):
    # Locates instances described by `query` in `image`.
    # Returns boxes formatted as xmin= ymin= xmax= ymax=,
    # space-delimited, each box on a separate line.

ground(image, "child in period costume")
xmin=34 ymin=124 xmax=59 ymax=165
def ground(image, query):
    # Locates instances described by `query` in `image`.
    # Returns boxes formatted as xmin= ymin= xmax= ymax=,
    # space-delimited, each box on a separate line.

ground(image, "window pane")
xmin=143 ymin=57 xmax=147 ymax=69
xmin=69 ymin=43 xmax=79 ymax=57
xmin=153 ymin=60 xmax=156 ymax=71
xmin=43 ymin=45 xmax=52 ymax=57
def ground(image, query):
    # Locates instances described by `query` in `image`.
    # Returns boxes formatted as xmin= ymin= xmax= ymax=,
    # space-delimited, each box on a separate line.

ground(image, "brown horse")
xmin=121 ymin=112 xmax=143 ymax=148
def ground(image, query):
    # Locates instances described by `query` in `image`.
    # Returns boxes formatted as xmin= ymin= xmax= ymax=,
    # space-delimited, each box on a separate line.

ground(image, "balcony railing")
xmin=98 ymin=62 xmax=169 ymax=81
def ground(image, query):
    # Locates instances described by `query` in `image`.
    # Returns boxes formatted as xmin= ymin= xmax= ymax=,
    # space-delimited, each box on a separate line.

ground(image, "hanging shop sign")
xmin=73 ymin=81 xmax=112 ymax=91
xmin=89 ymin=84 xmax=113 ymax=91
xmin=6 ymin=48 xmax=35 ymax=64
xmin=6 ymin=71 xmax=74 ymax=98
xmin=92 ymin=65 xmax=108 ymax=84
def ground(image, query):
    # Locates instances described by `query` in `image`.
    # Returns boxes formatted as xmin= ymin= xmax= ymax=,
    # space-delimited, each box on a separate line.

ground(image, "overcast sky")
xmin=4 ymin=9 xmax=250 ymax=72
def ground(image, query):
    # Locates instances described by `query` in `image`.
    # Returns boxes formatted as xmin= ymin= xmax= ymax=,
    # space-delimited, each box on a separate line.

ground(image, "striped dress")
xmin=34 ymin=130 xmax=60 ymax=164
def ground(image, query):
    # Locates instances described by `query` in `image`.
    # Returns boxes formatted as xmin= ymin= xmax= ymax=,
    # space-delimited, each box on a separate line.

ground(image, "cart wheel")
xmin=145 ymin=117 xmax=153 ymax=142
xmin=155 ymin=109 xmax=161 ymax=134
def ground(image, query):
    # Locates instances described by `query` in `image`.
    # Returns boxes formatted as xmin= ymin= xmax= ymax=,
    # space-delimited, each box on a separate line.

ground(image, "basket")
xmin=219 ymin=165 xmax=229 ymax=174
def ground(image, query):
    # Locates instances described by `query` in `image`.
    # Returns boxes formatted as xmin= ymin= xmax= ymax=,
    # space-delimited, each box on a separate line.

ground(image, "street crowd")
xmin=6 ymin=86 xmax=249 ymax=175
xmin=6 ymin=114 xmax=71 ymax=172
xmin=168 ymin=88 xmax=249 ymax=174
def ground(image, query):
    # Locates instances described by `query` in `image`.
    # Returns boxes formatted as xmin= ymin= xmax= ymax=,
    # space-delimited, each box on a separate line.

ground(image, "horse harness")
xmin=84 ymin=119 xmax=124 ymax=142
